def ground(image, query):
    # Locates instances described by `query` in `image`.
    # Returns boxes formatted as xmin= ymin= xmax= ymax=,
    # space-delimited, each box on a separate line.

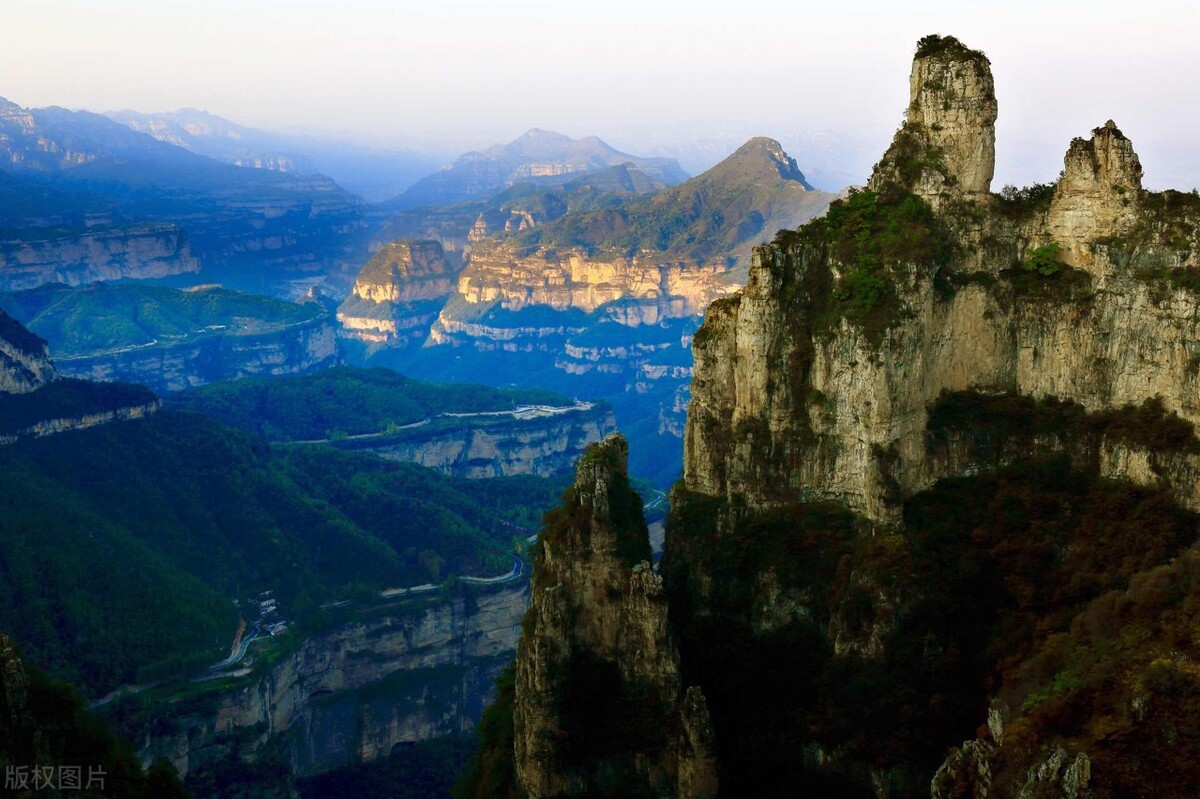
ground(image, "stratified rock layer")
xmin=132 ymin=582 xmax=528 ymax=780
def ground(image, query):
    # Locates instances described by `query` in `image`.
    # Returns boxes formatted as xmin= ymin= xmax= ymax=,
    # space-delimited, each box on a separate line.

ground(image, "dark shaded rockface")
xmin=665 ymin=34 xmax=1200 ymax=798
xmin=462 ymin=435 xmax=716 ymax=798
xmin=120 ymin=583 xmax=528 ymax=791
xmin=0 ymin=308 xmax=55 ymax=393
xmin=0 ymin=635 xmax=187 ymax=798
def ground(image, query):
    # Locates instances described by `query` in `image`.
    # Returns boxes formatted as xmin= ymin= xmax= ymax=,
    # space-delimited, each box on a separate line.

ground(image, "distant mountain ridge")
xmin=0 ymin=95 xmax=368 ymax=293
xmin=107 ymin=107 xmax=441 ymax=201
xmin=385 ymin=128 xmax=689 ymax=210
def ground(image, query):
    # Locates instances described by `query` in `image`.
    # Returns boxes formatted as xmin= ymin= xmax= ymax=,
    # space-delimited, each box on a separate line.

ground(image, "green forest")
xmin=171 ymin=366 xmax=574 ymax=441
xmin=0 ymin=409 xmax=564 ymax=698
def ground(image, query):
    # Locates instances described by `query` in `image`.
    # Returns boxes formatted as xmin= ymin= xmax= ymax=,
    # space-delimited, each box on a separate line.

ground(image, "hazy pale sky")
xmin=3 ymin=0 xmax=1199 ymax=188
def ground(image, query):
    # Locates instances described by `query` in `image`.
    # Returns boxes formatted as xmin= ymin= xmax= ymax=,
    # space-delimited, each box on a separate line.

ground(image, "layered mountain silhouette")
xmin=385 ymin=128 xmax=689 ymax=210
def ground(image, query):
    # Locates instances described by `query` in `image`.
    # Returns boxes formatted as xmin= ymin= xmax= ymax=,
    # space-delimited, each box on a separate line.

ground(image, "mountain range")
xmin=384 ymin=128 xmax=689 ymax=211
xmin=107 ymin=107 xmax=441 ymax=202
xmin=0 ymin=96 xmax=367 ymax=294
xmin=342 ymin=136 xmax=837 ymax=484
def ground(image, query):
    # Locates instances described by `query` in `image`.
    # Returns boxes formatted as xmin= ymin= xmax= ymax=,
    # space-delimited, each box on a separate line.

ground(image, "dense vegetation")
xmin=772 ymin=188 xmax=954 ymax=343
xmin=452 ymin=666 xmax=522 ymax=799
xmin=665 ymin=456 xmax=1198 ymax=796
xmin=0 ymin=410 xmax=562 ymax=697
xmin=170 ymin=367 xmax=573 ymax=441
xmin=914 ymin=34 xmax=989 ymax=63
xmin=0 ymin=638 xmax=188 ymax=798
xmin=0 ymin=378 xmax=156 ymax=434
xmin=297 ymin=736 xmax=479 ymax=799
xmin=927 ymin=390 xmax=1200 ymax=454
xmin=0 ymin=282 xmax=327 ymax=357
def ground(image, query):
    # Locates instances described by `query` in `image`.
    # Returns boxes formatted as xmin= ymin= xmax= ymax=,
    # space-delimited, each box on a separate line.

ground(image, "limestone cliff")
xmin=341 ymin=402 xmax=618 ymax=479
xmin=686 ymin=37 xmax=1200 ymax=526
xmin=0 ymin=223 xmax=200 ymax=291
xmin=1 ymin=313 xmax=162 ymax=443
xmin=60 ymin=315 xmax=339 ymax=393
xmin=2 ymin=283 xmax=340 ymax=393
xmin=506 ymin=434 xmax=716 ymax=798
xmin=0 ymin=309 xmax=54 ymax=393
xmin=127 ymin=582 xmax=528 ymax=783
xmin=337 ymin=240 xmax=459 ymax=346
xmin=657 ymin=34 xmax=1200 ymax=798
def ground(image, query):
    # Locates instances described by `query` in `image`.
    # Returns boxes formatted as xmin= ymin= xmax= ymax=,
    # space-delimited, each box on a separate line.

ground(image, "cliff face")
xmin=0 ymin=224 xmax=200 ymax=291
xmin=131 ymin=582 xmax=528 ymax=782
xmin=1 ymin=314 xmax=162 ymax=443
xmin=346 ymin=403 xmax=618 ymax=479
xmin=648 ymin=35 xmax=1200 ymax=798
xmin=0 ymin=309 xmax=54 ymax=393
xmin=686 ymin=40 xmax=1200 ymax=527
xmin=60 ymin=316 xmax=339 ymax=393
xmin=337 ymin=240 xmax=460 ymax=346
xmin=1 ymin=283 xmax=341 ymax=393
xmin=506 ymin=435 xmax=716 ymax=798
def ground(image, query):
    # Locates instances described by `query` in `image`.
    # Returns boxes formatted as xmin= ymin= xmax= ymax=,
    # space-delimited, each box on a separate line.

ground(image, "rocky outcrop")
xmin=59 ymin=316 xmax=339 ymax=393
xmin=131 ymin=581 xmax=528 ymax=781
xmin=0 ymin=309 xmax=54 ymax=393
xmin=511 ymin=435 xmax=716 ymax=798
xmin=344 ymin=403 xmax=618 ymax=478
xmin=1046 ymin=120 xmax=1144 ymax=271
xmin=337 ymin=240 xmax=459 ymax=346
xmin=0 ymin=224 xmax=200 ymax=291
xmin=869 ymin=35 xmax=996 ymax=206
xmin=686 ymin=37 xmax=1200 ymax=526
xmin=657 ymin=33 xmax=1200 ymax=798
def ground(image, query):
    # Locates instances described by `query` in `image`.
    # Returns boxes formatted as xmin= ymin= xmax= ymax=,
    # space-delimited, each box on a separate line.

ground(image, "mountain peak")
xmin=869 ymin=33 xmax=996 ymax=203
xmin=515 ymin=128 xmax=573 ymax=144
xmin=697 ymin=137 xmax=813 ymax=190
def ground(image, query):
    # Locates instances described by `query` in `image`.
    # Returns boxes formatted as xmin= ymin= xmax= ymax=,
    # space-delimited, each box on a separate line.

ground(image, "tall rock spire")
xmin=1046 ymin=120 xmax=1144 ymax=270
xmin=869 ymin=35 xmax=997 ymax=204
xmin=511 ymin=434 xmax=717 ymax=798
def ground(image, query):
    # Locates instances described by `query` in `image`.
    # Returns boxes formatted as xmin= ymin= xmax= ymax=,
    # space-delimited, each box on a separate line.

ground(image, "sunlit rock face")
xmin=0 ymin=224 xmax=200 ymax=291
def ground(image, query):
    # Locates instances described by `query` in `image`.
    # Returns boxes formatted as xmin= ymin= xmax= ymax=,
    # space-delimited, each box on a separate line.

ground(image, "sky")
xmin=3 ymin=0 xmax=1199 ymax=188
